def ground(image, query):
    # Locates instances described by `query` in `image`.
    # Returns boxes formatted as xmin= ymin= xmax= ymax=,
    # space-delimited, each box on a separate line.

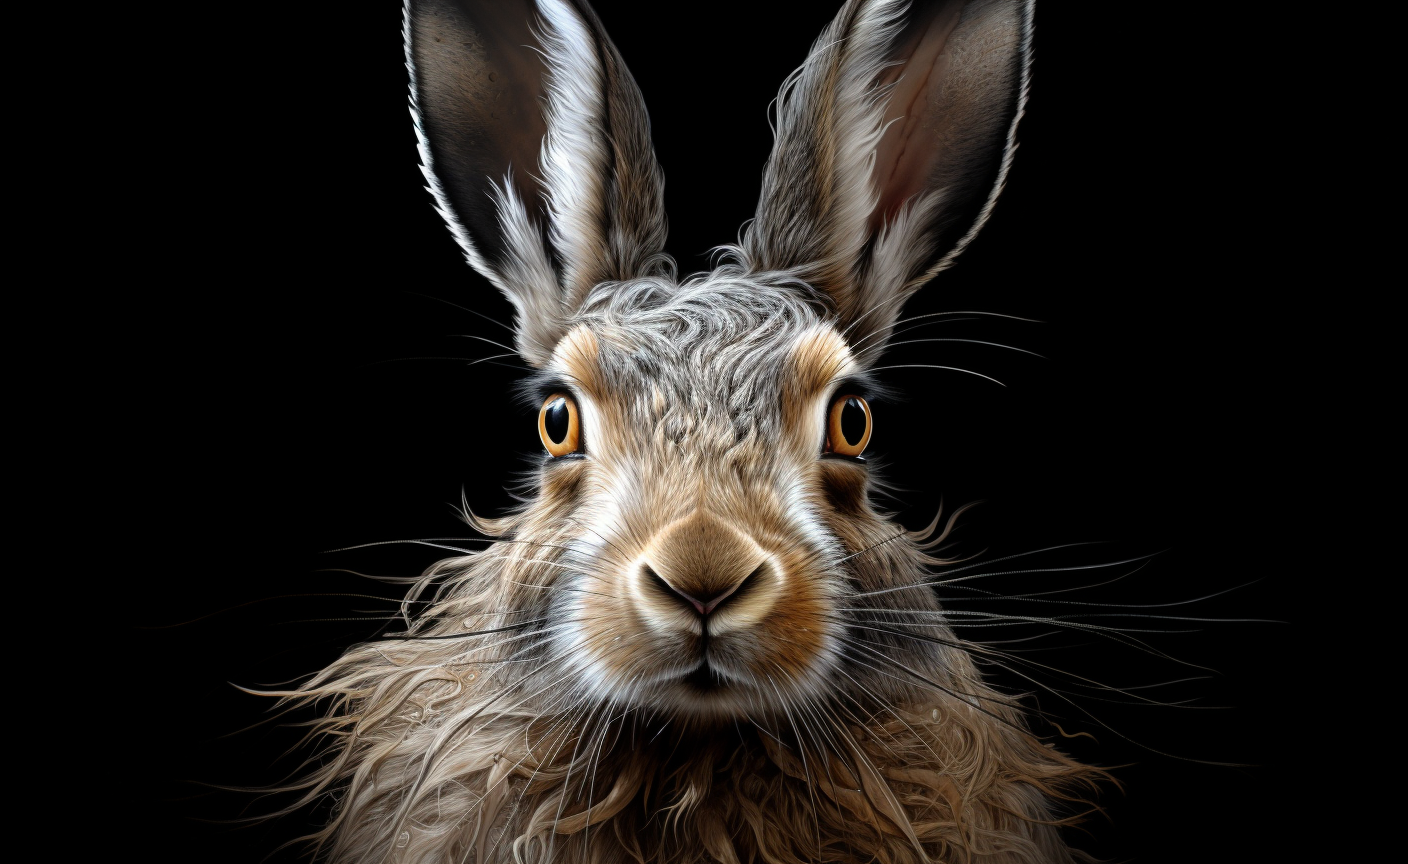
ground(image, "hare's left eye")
xmin=539 ymin=393 xmax=581 ymax=457
xmin=825 ymin=394 xmax=871 ymax=458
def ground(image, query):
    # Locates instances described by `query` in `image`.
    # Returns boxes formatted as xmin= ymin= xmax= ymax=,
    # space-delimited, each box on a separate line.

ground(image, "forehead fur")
xmin=551 ymin=266 xmax=844 ymax=436
xmin=575 ymin=266 xmax=827 ymax=356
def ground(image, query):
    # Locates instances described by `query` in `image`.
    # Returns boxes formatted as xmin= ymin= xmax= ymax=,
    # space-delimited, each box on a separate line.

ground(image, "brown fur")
xmin=272 ymin=289 xmax=1107 ymax=862
xmin=274 ymin=2 xmax=1108 ymax=860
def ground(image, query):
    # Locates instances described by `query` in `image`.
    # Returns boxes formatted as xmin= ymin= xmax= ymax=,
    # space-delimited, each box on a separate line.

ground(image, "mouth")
xmin=681 ymin=661 xmax=726 ymax=692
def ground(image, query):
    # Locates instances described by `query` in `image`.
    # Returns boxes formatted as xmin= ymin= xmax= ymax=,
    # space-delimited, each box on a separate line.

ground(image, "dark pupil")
xmin=544 ymin=398 xmax=571 ymax=444
xmin=840 ymin=398 xmax=867 ymax=445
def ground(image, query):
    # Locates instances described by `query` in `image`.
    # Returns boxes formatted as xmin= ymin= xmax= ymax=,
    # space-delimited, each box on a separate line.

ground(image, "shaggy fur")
xmin=275 ymin=1 xmax=1108 ymax=861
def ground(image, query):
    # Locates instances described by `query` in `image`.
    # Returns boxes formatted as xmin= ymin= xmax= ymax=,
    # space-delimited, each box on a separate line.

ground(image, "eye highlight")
xmin=825 ymin=394 xmax=871 ymax=458
xmin=538 ymin=393 xmax=581 ymax=457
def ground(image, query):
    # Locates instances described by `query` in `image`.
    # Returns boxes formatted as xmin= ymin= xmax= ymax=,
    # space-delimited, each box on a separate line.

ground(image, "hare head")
xmin=286 ymin=1 xmax=1106 ymax=861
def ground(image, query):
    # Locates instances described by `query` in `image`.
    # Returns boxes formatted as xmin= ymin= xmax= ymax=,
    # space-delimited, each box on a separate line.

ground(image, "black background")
xmin=98 ymin=2 xmax=1325 ymax=861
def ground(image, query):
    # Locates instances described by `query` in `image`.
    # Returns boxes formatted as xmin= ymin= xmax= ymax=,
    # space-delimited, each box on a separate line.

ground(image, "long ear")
xmin=406 ymin=0 xmax=670 ymax=365
xmin=741 ymin=0 xmax=1032 ymax=354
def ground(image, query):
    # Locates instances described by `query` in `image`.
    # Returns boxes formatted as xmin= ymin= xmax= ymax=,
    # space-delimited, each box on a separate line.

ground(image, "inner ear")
xmin=870 ymin=1 xmax=965 ymax=230
xmin=407 ymin=0 xmax=674 ymax=368
xmin=410 ymin=0 xmax=550 ymax=264
xmin=868 ymin=0 xmax=1028 ymax=247
xmin=742 ymin=0 xmax=1033 ymax=357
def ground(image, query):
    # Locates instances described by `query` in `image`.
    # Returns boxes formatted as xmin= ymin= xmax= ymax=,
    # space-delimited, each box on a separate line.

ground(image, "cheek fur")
xmin=738 ymin=544 xmax=836 ymax=680
xmin=539 ymin=457 xmax=588 ymax=504
xmin=568 ymin=582 xmax=673 ymax=693
xmin=817 ymin=459 xmax=870 ymax=518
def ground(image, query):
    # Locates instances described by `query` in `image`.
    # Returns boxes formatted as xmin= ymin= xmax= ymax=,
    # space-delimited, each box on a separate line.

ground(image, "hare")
xmin=280 ymin=1 xmax=1106 ymax=861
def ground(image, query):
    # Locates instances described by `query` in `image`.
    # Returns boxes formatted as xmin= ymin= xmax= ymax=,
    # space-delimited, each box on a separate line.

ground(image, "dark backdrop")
xmin=101 ymin=2 xmax=1312 ymax=861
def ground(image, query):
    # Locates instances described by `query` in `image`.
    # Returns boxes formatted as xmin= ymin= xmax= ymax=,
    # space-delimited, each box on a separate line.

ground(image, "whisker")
xmin=849 ymin=308 xmax=1041 ymax=359
xmin=871 ymin=336 xmax=1045 ymax=359
xmin=865 ymin=363 xmax=1006 ymax=387
xmin=355 ymin=355 xmax=529 ymax=372
xmin=402 ymin=289 xmax=515 ymax=333
xmin=374 ymin=620 xmax=545 ymax=642
xmin=451 ymin=333 xmax=520 ymax=354
xmin=836 ymin=528 xmax=909 ymax=564
xmin=323 ymin=538 xmax=494 ymax=555
xmin=835 ymin=635 xmax=1026 ymax=725
xmin=936 ymin=574 xmax=1262 ymax=613
xmin=840 ymin=617 xmax=1216 ymax=709
xmin=134 ymin=593 xmax=431 ymax=629
xmin=850 ymin=549 xmax=1160 ymax=600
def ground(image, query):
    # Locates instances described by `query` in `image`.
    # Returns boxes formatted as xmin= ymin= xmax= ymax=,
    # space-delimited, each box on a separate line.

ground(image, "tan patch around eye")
xmin=789 ymin=325 xmax=855 ymax=394
xmin=784 ymin=325 xmax=857 ymax=436
xmin=551 ymin=325 xmax=603 ymax=395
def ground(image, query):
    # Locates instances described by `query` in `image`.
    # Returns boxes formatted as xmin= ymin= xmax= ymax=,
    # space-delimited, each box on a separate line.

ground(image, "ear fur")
xmin=406 ymin=0 xmax=670 ymax=365
xmin=741 ymin=0 xmax=1033 ymax=355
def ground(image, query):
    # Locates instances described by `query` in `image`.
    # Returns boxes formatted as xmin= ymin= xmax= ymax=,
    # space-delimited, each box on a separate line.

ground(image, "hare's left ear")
xmin=742 ymin=0 xmax=1032 ymax=353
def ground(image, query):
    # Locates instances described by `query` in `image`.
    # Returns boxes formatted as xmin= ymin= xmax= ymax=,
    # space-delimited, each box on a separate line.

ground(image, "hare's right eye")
xmin=825 ymin=394 xmax=872 ymax=458
xmin=538 ymin=393 xmax=581 ymax=457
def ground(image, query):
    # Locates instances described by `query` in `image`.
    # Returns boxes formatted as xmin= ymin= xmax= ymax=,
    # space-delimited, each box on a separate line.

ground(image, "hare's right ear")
xmin=406 ymin=0 xmax=670 ymax=365
xmin=742 ymin=0 xmax=1032 ymax=356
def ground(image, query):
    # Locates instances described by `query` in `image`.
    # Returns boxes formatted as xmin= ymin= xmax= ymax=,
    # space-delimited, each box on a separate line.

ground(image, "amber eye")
xmin=825 ymin=394 xmax=872 ymax=458
xmin=538 ymin=393 xmax=581 ymax=457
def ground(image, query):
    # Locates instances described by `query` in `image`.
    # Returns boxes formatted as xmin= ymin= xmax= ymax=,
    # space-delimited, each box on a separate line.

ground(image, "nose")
xmin=640 ymin=511 xmax=769 ymax=618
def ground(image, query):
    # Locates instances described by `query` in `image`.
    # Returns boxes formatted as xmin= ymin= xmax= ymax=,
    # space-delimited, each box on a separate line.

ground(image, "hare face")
xmin=531 ymin=283 xmax=873 ymax=720
xmin=388 ymin=0 xmax=1032 ymax=741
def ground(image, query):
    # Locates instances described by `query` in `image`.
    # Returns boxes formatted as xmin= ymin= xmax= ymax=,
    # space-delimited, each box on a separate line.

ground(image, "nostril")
xmin=700 ymin=562 xmax=763 ymax=614
xmin=644 ymin=564 xmax=708 ymax=616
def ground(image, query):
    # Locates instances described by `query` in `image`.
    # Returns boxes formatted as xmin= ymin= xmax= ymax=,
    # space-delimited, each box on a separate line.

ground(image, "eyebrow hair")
xmin=825 ymin=373 xmax=886 ymax=402
xmin=533 ymin=376 xmax=577 ymax=399
xmin=513 ymin=372 xmax=581 ymax=413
